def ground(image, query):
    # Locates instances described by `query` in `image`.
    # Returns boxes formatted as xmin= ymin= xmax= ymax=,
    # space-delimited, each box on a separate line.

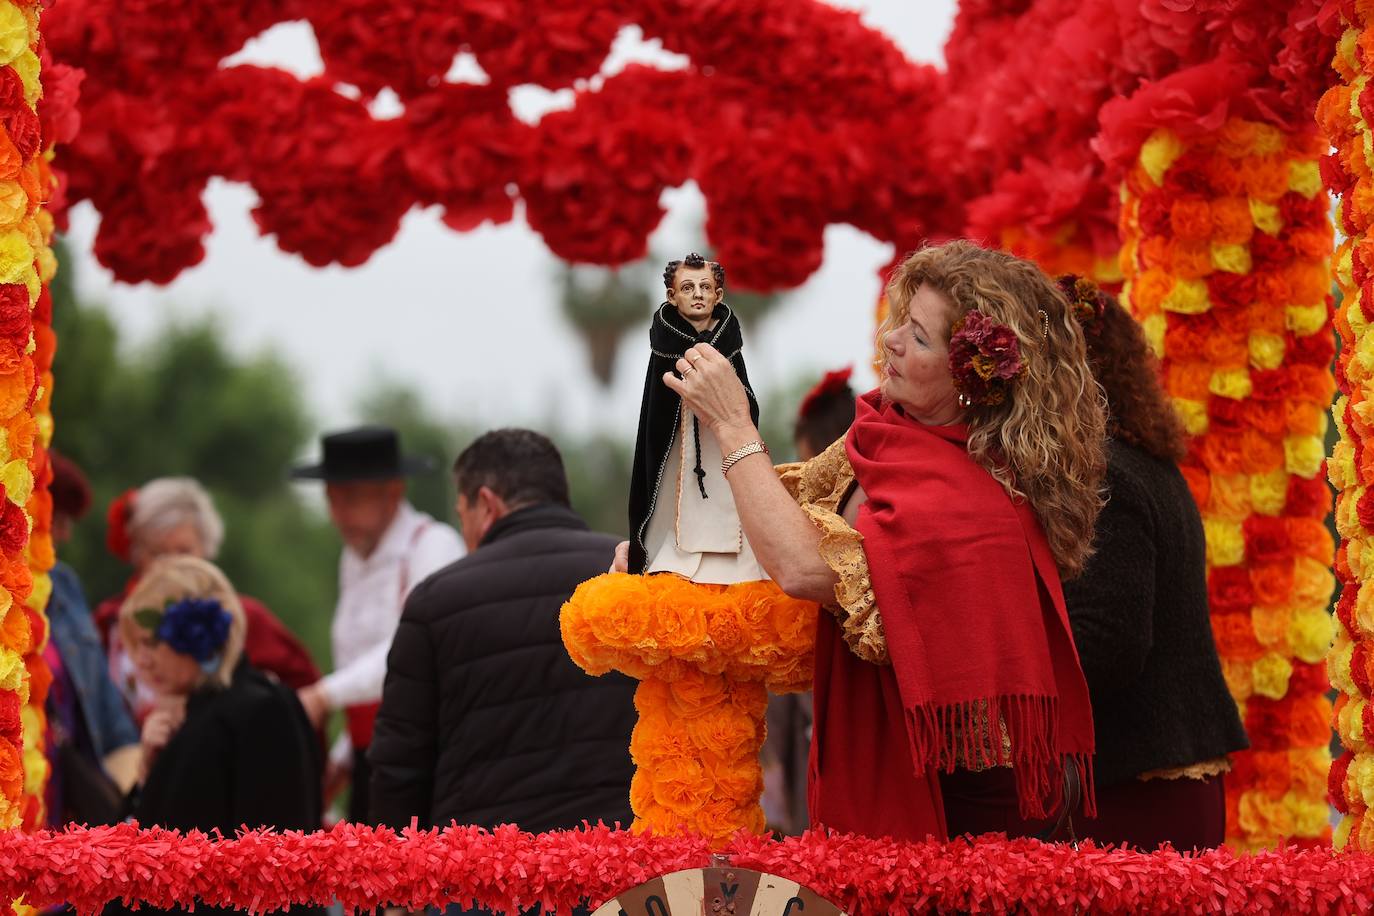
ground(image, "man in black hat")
xmin=290 ymin=426 xmax=464 ymax=824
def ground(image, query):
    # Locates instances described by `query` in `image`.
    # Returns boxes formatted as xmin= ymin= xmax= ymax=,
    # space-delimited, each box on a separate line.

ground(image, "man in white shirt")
xmin=291 ymin=426 xmax=465 ymax=823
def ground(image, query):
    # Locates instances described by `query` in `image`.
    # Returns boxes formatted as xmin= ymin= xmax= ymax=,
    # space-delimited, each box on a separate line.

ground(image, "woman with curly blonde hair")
xmin=635 ymin=240 xmax=1106 ymax=840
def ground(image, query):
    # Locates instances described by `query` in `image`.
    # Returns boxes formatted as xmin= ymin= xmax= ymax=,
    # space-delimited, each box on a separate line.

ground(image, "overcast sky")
xmin=61 ymin=0 xmax=958 ymax=440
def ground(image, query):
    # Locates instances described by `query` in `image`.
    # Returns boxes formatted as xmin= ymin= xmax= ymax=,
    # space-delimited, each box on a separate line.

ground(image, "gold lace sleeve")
xmin=775 ymin=440 xmax=889 ymax=666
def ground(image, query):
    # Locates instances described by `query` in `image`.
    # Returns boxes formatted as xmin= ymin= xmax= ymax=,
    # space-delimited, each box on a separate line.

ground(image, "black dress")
xmin=1063 ymin=440 xmax=1249 ymax=849
xmin=109 ymin=662 xmax=323 ymax=916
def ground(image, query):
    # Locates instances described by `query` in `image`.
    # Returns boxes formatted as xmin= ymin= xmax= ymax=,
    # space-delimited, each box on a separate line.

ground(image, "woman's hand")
xmin=610 ymin=541 xmax=630 ymax=574
xmin=663 ymin=343 xmax=755 ymax=444
xmin=139 ymin=698 xmax=185 ymax=781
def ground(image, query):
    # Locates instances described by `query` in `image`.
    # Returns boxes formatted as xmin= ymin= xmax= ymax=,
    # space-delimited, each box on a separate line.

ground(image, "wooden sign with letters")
xmin=590 ymin=866 xmax=846 ymax=916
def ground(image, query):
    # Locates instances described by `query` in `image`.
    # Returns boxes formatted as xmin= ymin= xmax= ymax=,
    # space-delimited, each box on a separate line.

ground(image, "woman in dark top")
xmin=113 ymin=555 xmax=322 ymax=916
xmin=1059 ymin=276 xmax=1248 ymax=850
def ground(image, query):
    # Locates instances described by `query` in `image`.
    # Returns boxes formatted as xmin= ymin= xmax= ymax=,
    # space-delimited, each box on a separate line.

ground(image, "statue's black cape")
xmin=627 ymin=302 xmax=758 ymax=574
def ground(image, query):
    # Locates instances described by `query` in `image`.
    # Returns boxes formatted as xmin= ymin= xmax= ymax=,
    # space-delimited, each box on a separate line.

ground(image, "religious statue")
xmin=561 ymin=253 xmax=815 ymax=848
xmin=627 ymin=252 xmax=767 ymax=583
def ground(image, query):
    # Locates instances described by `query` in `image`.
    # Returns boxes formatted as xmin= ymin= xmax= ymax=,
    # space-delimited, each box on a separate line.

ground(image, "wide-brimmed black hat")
xmin=290 ymin=426 xmax=435 ymax=482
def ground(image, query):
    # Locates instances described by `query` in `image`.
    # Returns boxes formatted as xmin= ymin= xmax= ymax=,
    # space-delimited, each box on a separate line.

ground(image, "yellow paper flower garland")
xmin=562 ymin=573 xmax=815 ymax=848
xmin=1119 ymin=119 xmax=1336 ymax=851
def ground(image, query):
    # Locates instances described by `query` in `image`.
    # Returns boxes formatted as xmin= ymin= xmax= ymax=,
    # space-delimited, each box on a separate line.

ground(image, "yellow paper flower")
xmin=1203 ymin=518 xmax=1245 ymax=566
xmin=1140 ymin=129 xmax=1185 ymax=186
xmin=1247 ymin=332 xmax=1285 ymax=370
xmin=23 ymin=570 xmax=48 ymax=614
xmin=1248 ymin=470 xmax=1289 ymax=515
xmin=0 ymin=459 xmax=34 ymax=510
xmin=1141 ymin=313 xmax=1166 ymax=358
xmin=12 ymin=48 xmax=37 ymax=107
xmin=1329 ymin=636 xmax=1357 ymax=696
xmin=1337 ymin=813 xmax=1355 ymax=851
xmin=0 ymin=646 xmax=25 ymax=700
xmin=1172 ymin=397 xmax=1208 ymax=435
xmin=1284 ymin=435 xmax=1325 ymax=478
xmin=1287 ymin=160 xmax=1324 ymax=199
xmin=1211 ymin=243 xmax=1253 ymax=274
xmin=1249 ymin=198 xmax=1283 ymax=235
xmin=1251 ymin=652 xmax=1293 ymax=699
xmin=1209 ymin=367 xmax=1253 ymax=399
xmin=1289 ymin=609 xmax=1335 ymax=664
xmin=0 ymin=2 xmax=27 ymax=68
xmin=1338 ymin=698 xmax=1367 ymax=750
xmin=1285 ymin=790 xmax=1332 ymax=837
xmin=1162 ymin=278 xmax=1211 ymax=314
xmin=0 ymin=230 xmax=32 ymax=286
xmin=1286 ymin=303 xmax=1328 ymax=336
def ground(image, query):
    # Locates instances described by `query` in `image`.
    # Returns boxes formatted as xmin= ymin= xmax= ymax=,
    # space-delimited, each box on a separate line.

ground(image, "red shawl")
xmin=811 ymin=391 xmax=1094 ymax=836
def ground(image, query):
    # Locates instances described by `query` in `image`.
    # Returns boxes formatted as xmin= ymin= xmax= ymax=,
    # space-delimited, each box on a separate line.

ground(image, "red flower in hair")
xmin=948 ymin=311 xmax=1024 ymax=408
xmin=1055 ymin=274 xmax=1107 ymax=332
xmin=798 ymin=367 xmax=853 ymax=419
xmin=106 ymin=488 xmax=136 ymax=564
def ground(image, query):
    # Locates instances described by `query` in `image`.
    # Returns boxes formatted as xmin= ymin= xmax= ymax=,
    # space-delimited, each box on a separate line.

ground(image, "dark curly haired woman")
xmin=1059 ymin=276 xmax=1248 ymax=851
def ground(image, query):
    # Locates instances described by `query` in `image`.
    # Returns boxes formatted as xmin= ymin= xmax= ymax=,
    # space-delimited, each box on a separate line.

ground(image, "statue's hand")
xmin=663 ymin=343 xmax=755 ymax=445
xmin=610 ymin=540 xmax=630 ymax=574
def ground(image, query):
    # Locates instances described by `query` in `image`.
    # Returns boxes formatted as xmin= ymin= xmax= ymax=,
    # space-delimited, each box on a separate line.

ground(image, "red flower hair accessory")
xmin=1056 ymin=274 xmax=1108 ymax=333
xmin=948 ymin=310 xmax=1025 ymax=408
xmin=105 ymin=488 xmax=136 ymax=564
xmin=799 ymin=366 xmax=853 ymax=418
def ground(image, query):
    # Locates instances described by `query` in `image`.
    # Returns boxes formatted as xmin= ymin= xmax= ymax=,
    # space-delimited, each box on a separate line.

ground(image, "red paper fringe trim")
xmin=3 ymin=823 xmax=1374 ymax=915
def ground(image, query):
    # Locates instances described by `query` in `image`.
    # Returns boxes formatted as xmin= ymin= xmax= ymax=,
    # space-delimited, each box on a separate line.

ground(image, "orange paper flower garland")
xmin=1119 ymin=119 xmax=1336 ymax=851
xmin=1319 ymin=9 xmax=1374 ymax=853
xmin=561 ymin=573 xmax=816 ymax=848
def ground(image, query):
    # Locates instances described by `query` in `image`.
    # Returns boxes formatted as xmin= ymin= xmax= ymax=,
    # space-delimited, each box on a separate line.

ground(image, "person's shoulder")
xmin=216 ymin=667 xmax=304 ymax=727
xmin=1103 ymin=441 xmax=1185 ymax=528
xmin=1107 ymin=440 xmax=1178 ymax=493
xmin=404 ymin=526 xmax=615 ymax=613
xmin=415 ymin=517 xmax=463 ymax=551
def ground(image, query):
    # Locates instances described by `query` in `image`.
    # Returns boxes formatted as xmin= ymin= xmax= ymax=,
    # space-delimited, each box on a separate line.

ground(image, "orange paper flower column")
xmin=1319 ymin=10 xmax=1374 ymax=852
xmin=1119 ymin=120 xmax=1336 ymax=850
xmin=561 ymin=574 xmax=816 ymax=848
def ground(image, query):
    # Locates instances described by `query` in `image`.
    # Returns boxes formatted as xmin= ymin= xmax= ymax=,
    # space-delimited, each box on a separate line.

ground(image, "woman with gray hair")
xmin=94 ymin=477 xmax=320 ymax=721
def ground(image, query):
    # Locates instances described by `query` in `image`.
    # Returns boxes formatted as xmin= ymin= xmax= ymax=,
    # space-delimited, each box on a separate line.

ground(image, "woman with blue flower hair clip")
xmin=114 ymin=555 xmax=323 ymax=915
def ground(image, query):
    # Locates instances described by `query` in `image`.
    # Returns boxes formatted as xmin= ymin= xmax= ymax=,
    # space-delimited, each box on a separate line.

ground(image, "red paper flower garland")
xmin=4 ymin=824 xmax=1374 ymax=915
xmin=40 ymin=0 xmax=949 ymax=291
xmin=1118 ymin=118 xmax=1335 ymax=850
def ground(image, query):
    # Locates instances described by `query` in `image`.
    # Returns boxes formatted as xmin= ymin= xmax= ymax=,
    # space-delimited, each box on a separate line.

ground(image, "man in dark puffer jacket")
xmin=368 ymin=429 xmax=636 ymax=836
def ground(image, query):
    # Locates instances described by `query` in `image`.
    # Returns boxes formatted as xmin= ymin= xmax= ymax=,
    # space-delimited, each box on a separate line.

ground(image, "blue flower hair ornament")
xmin=132 ymin=597 xmax=233 ymax=667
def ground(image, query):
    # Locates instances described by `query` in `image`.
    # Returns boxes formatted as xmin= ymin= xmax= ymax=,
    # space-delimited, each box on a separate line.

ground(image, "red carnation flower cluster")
xmin=3 ymin=824 xmax=1374 ymax=914
xmin=948 ymin=310 xmax=1025 ymax=408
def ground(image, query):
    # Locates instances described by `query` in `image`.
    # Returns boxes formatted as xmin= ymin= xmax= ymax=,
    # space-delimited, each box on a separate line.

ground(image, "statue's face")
xmin=668 ymin=266 xmax=722 ymax=329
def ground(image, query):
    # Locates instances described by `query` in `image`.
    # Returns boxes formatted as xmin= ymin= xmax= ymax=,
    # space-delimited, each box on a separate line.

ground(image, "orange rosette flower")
xmin=649 ymin=755 xmax=712 ymax=818
xmin=684 ymin=701 xmax=759 ymax=761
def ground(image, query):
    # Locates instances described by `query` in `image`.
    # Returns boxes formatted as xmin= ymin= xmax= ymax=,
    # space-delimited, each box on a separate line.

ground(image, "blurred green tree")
xmin=50 ymin=239 xmax=338 ymax=667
